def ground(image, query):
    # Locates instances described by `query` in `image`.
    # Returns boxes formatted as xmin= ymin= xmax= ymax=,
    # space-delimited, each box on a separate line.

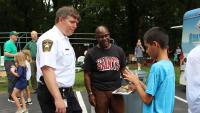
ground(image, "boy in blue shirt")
xmin=124 ymin=27 xmax=175 ymax=113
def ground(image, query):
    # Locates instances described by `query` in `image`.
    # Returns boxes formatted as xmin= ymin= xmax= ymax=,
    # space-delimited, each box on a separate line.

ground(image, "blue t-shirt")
xmin=143 ymin=60 xmax=175 ymax=113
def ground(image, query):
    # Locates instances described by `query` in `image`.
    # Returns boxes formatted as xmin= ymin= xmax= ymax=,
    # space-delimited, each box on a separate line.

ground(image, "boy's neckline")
xmin=157 ymin=59 xmax=170 ymax=62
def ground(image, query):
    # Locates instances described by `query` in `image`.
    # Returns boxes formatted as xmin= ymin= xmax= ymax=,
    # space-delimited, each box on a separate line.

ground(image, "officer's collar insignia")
xmin=42 ymin=39 xmax=53 ymax=52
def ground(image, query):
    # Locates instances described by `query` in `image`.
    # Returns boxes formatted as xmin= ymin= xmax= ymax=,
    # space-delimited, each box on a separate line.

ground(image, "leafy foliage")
xmin=0 ymin=0 xmax=200 ymax=53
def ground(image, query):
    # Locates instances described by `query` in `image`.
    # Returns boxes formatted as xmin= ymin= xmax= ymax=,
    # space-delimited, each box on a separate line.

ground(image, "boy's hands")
xmin=128 ymin=83 xmax=136 ymax=91
xmin=123 ymin=72 xmax=140 ymax=86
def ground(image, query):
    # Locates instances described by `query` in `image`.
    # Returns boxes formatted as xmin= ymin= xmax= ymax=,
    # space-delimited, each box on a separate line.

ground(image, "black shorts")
xmin=136 ymin=57 xmax=143 ymax=63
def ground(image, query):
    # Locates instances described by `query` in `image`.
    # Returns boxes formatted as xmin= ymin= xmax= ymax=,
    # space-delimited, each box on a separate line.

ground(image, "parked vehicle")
xmin=180 ymin=8 xmax=200 ymax=86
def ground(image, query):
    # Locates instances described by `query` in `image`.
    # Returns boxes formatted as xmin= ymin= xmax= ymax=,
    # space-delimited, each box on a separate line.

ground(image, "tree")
xmin=0 ymin=0 xmax=200 ymax=53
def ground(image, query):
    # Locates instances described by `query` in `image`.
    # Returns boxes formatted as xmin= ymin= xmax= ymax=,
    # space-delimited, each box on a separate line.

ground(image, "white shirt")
xmin=25 ymin=60 xmax=31 ymax=80
xmin=185 ymin=45 xmax=200 ymax=113
xmin=36 ymin=26 xmax=76 ymax=87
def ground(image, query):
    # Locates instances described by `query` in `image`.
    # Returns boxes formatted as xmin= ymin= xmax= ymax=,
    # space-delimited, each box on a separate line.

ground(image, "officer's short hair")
xmin=55 ymin=6 xmax=80 ymax=24
xmin=143 ymin=27 xmax=169 ymax=49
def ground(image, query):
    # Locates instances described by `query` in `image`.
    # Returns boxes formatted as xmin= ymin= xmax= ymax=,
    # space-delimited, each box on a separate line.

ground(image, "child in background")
xmin=22 ymin=50 xmax=32 ymax=105
xmin=11 ymin=52 xmax=28 ymax=113
xmin=124 ymin=27 xmax=175 ymax=113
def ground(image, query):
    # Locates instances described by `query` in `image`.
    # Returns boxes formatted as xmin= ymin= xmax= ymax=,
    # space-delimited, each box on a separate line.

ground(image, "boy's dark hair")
xmin=143 ymin=27 xmax=169 ymax=49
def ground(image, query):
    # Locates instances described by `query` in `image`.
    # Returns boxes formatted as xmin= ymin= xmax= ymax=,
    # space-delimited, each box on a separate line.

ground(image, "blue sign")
xmin=182 ymin=8 xmax=200 ymax=57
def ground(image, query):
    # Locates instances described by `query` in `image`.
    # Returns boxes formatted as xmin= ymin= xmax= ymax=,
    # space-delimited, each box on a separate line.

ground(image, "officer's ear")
xmin=59 ymin=17 xmax=65 ymax=23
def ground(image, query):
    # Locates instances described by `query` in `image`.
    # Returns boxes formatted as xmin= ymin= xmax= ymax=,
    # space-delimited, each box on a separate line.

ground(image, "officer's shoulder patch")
xmin=42 ymin=39 xmax=53 ymax=52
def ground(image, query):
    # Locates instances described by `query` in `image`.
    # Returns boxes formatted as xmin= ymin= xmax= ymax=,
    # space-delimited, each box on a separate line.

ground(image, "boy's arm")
xmin=124 ymin=72 xmax=153 ymax=105
xmin=134 ymin=82 xmax=153 ymax=105
xmin=139 ymin=81 xmax=146 ymax=89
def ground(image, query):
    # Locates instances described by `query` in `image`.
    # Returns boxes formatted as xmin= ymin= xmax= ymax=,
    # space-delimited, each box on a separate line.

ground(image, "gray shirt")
xmin=135 ymin=46 xmax=143 ymax=57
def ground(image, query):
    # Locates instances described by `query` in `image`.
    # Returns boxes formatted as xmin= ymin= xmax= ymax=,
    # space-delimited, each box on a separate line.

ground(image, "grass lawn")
xmin=0 ymin=77 xmax=7 ymax=93
xmin=0 ymin=64 xmax=181 ymax=93
xmin=128 ymin=64 xmax=181 ymax=85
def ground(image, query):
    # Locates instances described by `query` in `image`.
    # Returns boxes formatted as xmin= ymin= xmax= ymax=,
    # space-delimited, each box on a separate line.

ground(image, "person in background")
xmin=4 ymin=31 xmax=18 ymax=102
xmin=124 ymin=27 xmax=175 ymax=113
xmin=83 ymin=25 xmax=130 ymax=113
xmin=23 ymin=30 xmax=38 ymax=93
xmin=22 ymin=49 xmax=32 ymax=105
xmin=185 ymin=45 xmax=200 ymax=113
xmin=173 ymin=46 xmax=181 ymax=65
xmin=179 ymin=49 xmax=184 ymax=66
xmin=179 ymin=58 xmax=186 ymax=86
xmin=11 ymin=52 xmax=28 ymax=113
xmin=36 ymin=6 xmax=82 ymax=113
xmin=135 ymin=39 xmax=145 ymax=70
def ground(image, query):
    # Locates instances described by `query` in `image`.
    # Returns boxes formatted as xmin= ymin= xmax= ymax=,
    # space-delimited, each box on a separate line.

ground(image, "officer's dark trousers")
xmin=4 ymin=60 xmax=17 ymax=99
xmin=37 ymin=83 xmax=82 ymax=113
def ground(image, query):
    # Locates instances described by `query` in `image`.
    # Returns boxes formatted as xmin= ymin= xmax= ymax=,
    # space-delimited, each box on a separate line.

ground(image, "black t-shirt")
xmin=83 ymin=44 xmax=127 ymax=91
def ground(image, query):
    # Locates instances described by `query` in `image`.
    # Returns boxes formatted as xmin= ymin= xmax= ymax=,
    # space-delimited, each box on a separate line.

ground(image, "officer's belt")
xmin=39 ymin=76 xmax=73 ymax=93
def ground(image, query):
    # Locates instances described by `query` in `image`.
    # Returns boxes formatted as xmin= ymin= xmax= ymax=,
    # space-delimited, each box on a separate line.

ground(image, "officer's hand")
xmin=89 ymin=95 xmax=96 ymax=106
xmin=55 ymin=98 xmax=66 ymax=113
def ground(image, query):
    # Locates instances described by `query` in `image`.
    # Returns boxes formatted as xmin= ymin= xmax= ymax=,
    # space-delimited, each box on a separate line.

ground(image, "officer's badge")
xmin=42 ymin=39 xmax=53 ymax=52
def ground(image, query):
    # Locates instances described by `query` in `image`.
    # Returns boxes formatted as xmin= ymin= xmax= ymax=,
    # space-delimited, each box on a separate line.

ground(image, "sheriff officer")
xmin=36 ymin=6 xmax=82 ymax=113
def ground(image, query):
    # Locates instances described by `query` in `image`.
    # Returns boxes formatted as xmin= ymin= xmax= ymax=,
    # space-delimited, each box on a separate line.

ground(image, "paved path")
xmin=0 ymin=93 xmax=41 ymax=113
xmin=0 ymin=86 xmax=188 ymax=113
xmin=174 ymin=85 xmax=188 ymax=113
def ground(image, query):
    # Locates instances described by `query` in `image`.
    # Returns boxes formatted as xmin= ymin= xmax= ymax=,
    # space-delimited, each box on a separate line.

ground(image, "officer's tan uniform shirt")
xmin=36 ymin=26 xmax=76 ymax=87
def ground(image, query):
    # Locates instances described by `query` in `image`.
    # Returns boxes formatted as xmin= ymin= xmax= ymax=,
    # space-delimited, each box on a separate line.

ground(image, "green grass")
xmin=0 ymin=77 xmax=7 ymax=93
xmin=74 ymin=71 xmax=85 ymax=91
xmin=0 ymin=64 xmax=181 ymax=93
xmin=128 ymin=64 xmax=180 ymax=85
xmin=0 ymin=71 xmax=86 ymax=93
xmin=174 ymin=66 xmax=181 ymax=85
xmin=72 ymin=64 xmax=181 ymax=91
